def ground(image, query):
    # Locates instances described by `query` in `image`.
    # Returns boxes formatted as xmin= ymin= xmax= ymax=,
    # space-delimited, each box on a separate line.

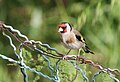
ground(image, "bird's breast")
xmin=61 ymin=33 xmax=84 ymax=49
xmin=63 ymin=41 xmax=83 ymax=50
xmin=66 ymin=38 xmax=75 ymax=44
xmin=62 ymin=33 xmax=75 ymax=44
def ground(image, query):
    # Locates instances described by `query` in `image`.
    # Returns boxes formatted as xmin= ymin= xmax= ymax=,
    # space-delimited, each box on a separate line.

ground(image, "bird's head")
xmin=58 ymin=22 xmax=72 ymax=34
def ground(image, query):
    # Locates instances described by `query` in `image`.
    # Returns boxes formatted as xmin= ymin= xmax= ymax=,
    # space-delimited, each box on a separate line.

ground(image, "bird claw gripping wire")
xmin=0 ymin=21 xmax=120 ymax=82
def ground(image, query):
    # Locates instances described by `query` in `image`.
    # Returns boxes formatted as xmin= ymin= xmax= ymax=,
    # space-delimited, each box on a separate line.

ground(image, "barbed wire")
xmin=0 ymin=21 xmax=120 ymax=82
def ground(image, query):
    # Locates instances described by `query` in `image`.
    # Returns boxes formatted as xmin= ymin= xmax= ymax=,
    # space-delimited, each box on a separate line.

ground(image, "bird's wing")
xmin=72 ymin=28 xmax=85 ymax=43
xmin=73 ymin=28 xmax=94 ymax=54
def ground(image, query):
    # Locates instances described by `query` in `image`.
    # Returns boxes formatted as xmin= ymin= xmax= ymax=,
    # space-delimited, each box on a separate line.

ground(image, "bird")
xmin=58 ymin=22 xmax=94 ymax=59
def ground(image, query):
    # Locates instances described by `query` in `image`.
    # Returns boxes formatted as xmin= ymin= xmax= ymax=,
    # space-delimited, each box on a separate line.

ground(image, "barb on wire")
xmin=0 ymin=21 xmax=120 ymax=82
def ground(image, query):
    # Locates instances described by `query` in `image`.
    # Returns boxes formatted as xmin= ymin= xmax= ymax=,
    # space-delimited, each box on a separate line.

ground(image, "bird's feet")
xmin=76 ymin=55 xmax=85 ymax=64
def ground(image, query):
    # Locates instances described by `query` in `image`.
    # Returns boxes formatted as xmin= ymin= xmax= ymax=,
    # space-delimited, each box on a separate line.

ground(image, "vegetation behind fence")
xmin=0 ymin=0 xmax=120 ymax=82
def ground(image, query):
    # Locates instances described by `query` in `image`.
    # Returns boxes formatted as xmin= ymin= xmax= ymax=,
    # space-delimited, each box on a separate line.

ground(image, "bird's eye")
xmin=62 ymin=26 xmax=66 ymax=29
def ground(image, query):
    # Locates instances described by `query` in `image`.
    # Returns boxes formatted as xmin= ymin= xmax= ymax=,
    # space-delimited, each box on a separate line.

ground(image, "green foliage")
xmin=95 ymin=73 xmax=115 ymax=82
xmin=22 ymin=48 xmax=44 ymax=70
xmin=0 ymin=0 xmax=120 ymax=82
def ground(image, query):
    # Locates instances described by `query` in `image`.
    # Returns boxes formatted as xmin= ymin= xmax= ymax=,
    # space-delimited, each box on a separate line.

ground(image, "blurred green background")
xmin=0 ymin=0 xmax=120 ymax=82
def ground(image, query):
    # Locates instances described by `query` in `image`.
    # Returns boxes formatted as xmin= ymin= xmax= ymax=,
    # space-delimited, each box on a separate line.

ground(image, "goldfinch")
xmin=58 ymin=22 xmax=94 ymax=58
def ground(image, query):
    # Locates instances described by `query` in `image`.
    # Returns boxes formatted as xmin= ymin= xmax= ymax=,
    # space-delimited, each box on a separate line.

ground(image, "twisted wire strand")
xmin=0 ymin=54 xmax=59 ymax=82
xmin=68 ymin=60 xmax=89 ymax=82
xmin=19 ymin=44 xmax=28 ymax=82
xmin=0 ymin=22 xmax=120 ymax=82
xmin=2 ymin=32 xmax=20 ymax=59
xmin=3 ymin=24 xmax=29 ymax=41
xmin=1 ymin=23 xmax=61 ymax=82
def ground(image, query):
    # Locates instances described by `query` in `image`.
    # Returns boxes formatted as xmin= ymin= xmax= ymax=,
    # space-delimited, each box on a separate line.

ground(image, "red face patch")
xmin=58 ymin=24 xmax=67 ymax=33
xmin=58 ymin=24 xmax=66 ymax=27
xmin=63 ymin=29 xmax=67 ymax=32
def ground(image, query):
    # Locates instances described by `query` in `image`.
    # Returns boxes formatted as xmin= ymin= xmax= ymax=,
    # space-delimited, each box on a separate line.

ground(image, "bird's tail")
xmin=83 ymin=44 xmax=94 ymax=54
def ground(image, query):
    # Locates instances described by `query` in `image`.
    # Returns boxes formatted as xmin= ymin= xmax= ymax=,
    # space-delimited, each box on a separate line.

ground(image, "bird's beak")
xmin=58 ymin=27 xmax=63 ymax=32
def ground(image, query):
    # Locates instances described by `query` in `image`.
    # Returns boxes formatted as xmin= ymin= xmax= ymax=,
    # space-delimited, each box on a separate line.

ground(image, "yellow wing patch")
xmin=81 ymin=36 xmax=85 ymax=43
